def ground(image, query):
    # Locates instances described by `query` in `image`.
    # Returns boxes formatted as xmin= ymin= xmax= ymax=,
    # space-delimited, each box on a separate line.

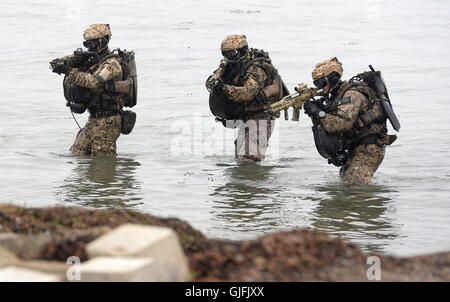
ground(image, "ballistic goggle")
xmin=222 ymin=49 xmax=239 ymax=60
xmin=83 ymin=39 xmax=99 ymax=50
xmin=313 ymin=77 xmax=328 ymax=89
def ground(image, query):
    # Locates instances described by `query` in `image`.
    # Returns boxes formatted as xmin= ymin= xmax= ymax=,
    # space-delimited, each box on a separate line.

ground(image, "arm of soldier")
xmin=67 ymin=58 xmax=122 ymax=90
xmin=320 ymin=90 xmax=364 ymax=133
xmin=224 ymin=66 xmax=266 ymax=102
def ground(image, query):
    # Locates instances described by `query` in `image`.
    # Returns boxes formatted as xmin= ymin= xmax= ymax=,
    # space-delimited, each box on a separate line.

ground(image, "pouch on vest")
xmin=121 ymin=110 xmax=136 ymax=135
xmin=355 ymin=102 xmax=386 ymax=129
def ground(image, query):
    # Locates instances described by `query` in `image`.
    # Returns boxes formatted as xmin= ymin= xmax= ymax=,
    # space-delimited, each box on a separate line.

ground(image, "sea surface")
xmin=0 ymin=0 xmax=449 ymax=256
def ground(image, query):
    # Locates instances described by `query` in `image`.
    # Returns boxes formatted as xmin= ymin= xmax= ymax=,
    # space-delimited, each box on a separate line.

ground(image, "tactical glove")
xmin=214 ymin=78 xmax=227 ymax=93
xmin=53 ymin=64 xmax=73 ymax=76
xmin=304 ymin=101 xmax=325 ymax=118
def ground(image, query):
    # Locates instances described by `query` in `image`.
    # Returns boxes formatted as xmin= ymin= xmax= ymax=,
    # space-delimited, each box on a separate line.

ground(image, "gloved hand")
xmin=53 ymin=64 xmax=73 ymax=75
xmin=303 ymin=101 xmax=324 ymax=118
xmin=310 ymin=100 xmax=325 ymax=110
xmin=53 ymin=64 xmax=73 ymax=76
xmin=214 ymin=78 xmax=227 ymax=93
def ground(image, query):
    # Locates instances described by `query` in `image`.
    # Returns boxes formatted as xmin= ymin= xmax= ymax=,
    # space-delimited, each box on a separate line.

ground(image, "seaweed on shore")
xmin=0 ymin=204 xmax=448 ymax=281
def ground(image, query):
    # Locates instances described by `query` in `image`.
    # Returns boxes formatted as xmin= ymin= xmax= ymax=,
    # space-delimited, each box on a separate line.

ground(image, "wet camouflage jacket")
xmin=321 ymin=82 xmax=370 ymax=133
xmin=224 ymin=65 xmax=266 ymax=102
xmin=223 ymin=60 xmax=269 ymax=118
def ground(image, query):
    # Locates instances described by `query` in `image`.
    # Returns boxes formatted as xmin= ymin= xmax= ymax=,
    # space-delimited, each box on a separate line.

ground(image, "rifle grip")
xmin=292 ymin=108 xmax=300 ymax=121
xmin=284 ymin=109 xmax=289 ymax=120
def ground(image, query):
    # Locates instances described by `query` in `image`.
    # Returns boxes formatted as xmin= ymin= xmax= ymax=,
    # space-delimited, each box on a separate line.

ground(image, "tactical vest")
xmin=328 ymin=81 xmax=392 ymax=149
xmin=85 ymin=54 xmax=124 ymax=116
xmin=85 ymin=49 xmax=137 ymax=116
xmin=238 ymin=52 xmax=289 ymax=113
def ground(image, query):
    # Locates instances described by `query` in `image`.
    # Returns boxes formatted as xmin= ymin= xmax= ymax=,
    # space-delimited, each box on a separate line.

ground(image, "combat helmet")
xmin=312 ymin=57 xmax=343 ymax=90
xmin=83 ymin=24 xmax=112 ymax=53
xmin=221 ymin=35 xmax=248 ymax=52
xmin=83 ymin=24 xmax=112 ymax=40
xmin=220 ymin=35 xmax=249 ymax=62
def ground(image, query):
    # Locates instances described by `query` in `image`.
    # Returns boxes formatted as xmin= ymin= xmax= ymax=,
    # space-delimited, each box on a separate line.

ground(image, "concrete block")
xmin=16 ymin=260 xmax=68 ymax=277
xmin=86 ymin=224 xmax=189 ymax=281
xmin=0 ymin=232 xmax=51 ymax=259
xmin=80 ymin=257 xmax=155 ymax=282
xmin=0 ymin=266 xmax=61 ymax=282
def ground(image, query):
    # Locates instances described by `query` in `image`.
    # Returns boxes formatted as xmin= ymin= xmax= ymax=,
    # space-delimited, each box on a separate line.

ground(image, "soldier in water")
xmin=51 ymin=24 xmax=137 ymax=156
xmin=303 ymin=57 xmax=398 ymax=184
xmin=206 ymin=35 xmax=288 ymax=162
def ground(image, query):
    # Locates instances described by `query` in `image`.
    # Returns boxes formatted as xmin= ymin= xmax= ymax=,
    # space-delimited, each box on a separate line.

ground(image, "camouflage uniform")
xmin=220 ymin=35 xmax=275 ymax=162
xmin=311 ymin=57 xmax=390 ymax=185
xmin=69 ymin=115 xmax=122 ymax=156
xmin=67 ymin=24 xmax=124 ymax=156
xmin=321 ymin=84 xmax=386 ymax=185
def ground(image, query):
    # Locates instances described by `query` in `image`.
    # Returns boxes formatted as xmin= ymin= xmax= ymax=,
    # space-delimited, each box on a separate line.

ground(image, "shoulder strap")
xmin=241 ymin=57 xmax=272 ymax=76
xmin=336 ymin=81 xmax=377 ymax=105
xmin=240 ymin=57 xmax=277 ymax=87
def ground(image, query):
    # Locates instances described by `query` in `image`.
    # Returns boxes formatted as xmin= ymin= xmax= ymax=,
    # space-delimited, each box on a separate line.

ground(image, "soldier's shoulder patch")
xmin=98 ymin=68 xmax=112 ymax=81
xmin=248 ymin=65 xmax=259 ymax=73
xmin=340 ymin=96 xmax=352 ymax=104
xmin=247 ymin=68 xmax=261 ymax=80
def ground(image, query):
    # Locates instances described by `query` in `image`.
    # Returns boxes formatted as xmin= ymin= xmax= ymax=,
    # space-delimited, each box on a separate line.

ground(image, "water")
xmin=0 ymin=0 xmax=449 ymax=256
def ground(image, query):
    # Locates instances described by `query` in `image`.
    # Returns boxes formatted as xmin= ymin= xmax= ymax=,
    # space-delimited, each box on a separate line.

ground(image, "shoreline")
xmin=0 ymin=204 xmax=448 ymax=281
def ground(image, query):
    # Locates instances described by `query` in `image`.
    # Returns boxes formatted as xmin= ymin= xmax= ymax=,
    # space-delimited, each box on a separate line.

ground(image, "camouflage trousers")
xmin=234 ymin=119 xmax=274 ymax=162
xmin=339 ymin=144 xmax=385 ymax=185
xmin=70 ymin=114 xmax=122 ymax=156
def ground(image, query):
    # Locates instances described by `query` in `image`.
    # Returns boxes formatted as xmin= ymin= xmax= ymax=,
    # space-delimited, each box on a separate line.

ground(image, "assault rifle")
xmin=266 ymin=83 xmax=323 ymax=121
xmin=206 ymin=58 xmax=228 ymax=93
xmin=50 ymin=48 xmax=99 ymax=75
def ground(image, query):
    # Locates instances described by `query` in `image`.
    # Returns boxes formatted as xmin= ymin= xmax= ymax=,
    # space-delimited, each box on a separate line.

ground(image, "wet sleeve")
xmin=321 ymin=89 xmax=364 ymax=133
xmin=67 ymin=58 xmax=122 ymax=90
xmin=224 ymin=65 xmax=266 ymax=102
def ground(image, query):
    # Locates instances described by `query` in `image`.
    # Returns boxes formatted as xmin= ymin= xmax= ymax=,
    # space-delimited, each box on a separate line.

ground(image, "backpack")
xmin=349 ymin=65 xmax=400 ymax=132
xmin=110 ymin=48 xmax=138 ymax=108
